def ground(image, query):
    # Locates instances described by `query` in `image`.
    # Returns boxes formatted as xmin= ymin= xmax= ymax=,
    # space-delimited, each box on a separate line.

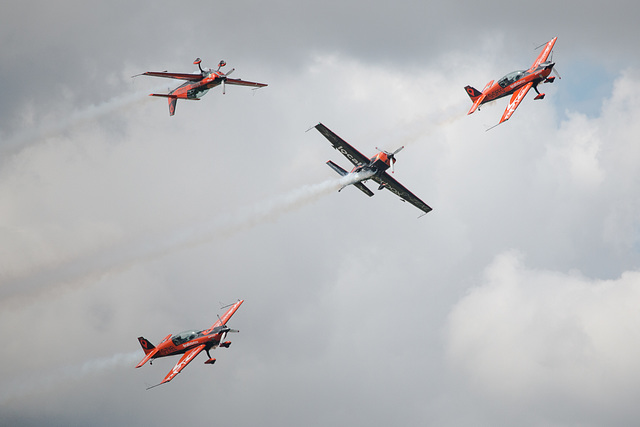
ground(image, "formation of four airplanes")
xmin=133 ymin=37 xmax=560 ymax=388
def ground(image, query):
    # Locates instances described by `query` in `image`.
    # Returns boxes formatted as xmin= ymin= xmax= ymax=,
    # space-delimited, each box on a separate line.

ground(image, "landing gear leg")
xmin=533 ymin=84 xmax=545 ymax=100
xmin=204 ymin=349 xmax=216 ymax=364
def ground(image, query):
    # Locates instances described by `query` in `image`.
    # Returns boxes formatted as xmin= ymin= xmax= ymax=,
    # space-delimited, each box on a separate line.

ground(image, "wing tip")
xmin=146 ymin=381 xmax=166 ymax=390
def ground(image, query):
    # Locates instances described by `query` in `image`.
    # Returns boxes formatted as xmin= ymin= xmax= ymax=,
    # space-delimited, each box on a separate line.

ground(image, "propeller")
xmin=221 ymin=68 xmax=235 ymax=94
xmin=376 ymin=146 xmax=404 ymax=173
xmin=214 ymin=314 xmax=240 ymax=334
xmin=548 ymin=52 xmax=561 ymax=79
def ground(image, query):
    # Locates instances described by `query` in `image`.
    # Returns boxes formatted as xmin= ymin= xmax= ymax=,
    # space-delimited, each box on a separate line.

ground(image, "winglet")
xmin=146 ymin=381 xmax=168 ymax=390
xmin=305 ymin=123 xmax=320 ymax=133
xmin=485 ymin=122 xmax=503 ymax=132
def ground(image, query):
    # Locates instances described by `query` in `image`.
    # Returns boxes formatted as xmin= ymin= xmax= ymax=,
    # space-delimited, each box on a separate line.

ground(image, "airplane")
xmin=135 ymin=299 xmax=244 ymax=389
xmin=313 ymin=123 xmax=432 ymax=217
xmin=465 ymin=37 xmax=559 ymax=128
xmin=133 ymin=58 xmax=267 ymax=116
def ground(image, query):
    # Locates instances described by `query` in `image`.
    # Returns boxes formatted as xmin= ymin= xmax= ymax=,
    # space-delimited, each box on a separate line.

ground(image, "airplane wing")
xmin=148 ymin=344 xmax=206 ymax=389
xmin=314 ymin=123 xmax=370 ymax=167
xmin=530 ymin=37 xmax=557 ymax=69
xmin=371 ymin=173 xmax=432 ymax=216
xmin=208 ymin=300 xmax=244 ymax=331
xmin=138 ymin=71 xmax=203 ymax=81
xmin=224 ymin=78 xmax=268 ymax=88
xmin=498 ymin=81 xmax=533 ymax=124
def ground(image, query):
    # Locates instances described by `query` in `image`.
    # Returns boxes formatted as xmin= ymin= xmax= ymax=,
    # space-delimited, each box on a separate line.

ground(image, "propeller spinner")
xmin=376 ymin=146 xmax=404 ymax=173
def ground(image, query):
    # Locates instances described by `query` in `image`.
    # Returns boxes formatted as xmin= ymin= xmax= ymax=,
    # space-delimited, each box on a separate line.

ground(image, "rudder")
xmin=168 ymin=97 xmax=177 ymax=116
xmin=137 ymin=336 xmax=155 ymax=355
xmin=464 ymin=85 xmax=483 ymax=101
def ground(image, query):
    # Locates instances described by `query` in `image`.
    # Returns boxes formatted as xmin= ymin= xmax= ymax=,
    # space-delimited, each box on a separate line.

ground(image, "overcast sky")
xmin=2 ymin=1 xmax=640 ymax=426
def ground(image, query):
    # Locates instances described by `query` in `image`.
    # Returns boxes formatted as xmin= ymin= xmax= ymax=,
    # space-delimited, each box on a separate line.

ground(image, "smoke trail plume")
xmin=1 ymin=171 xmax=375 ymax=307
xmin=1 ymin=88 xmax=159 ymax=157
xmin=0 ymin=351 xmax=140 ymax=404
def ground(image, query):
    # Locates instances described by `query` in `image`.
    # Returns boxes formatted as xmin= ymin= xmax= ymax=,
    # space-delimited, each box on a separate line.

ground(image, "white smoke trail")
xmin=0 ymin=351 xmax=140 ymax=404
xmin=1 ymin=87 xmax=160 ymax=156
xmin=1 ymin=172 xmax=375 ymax=307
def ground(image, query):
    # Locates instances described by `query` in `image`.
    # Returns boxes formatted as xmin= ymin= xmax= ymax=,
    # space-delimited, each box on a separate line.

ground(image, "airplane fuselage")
xmin=350 ymin=152 xmax=392 ymax=177
xmin=151 ymin=329 xmax=226 ymax=359
xmin=480 ymin=62 xmax=555 ymax=105
xmin=171 ymin=72 xmax=225 ymax=100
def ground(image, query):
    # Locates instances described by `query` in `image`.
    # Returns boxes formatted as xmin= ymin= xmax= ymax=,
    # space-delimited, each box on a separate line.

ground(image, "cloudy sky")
xmin=2 ymin=1 xmax=640 ymax=425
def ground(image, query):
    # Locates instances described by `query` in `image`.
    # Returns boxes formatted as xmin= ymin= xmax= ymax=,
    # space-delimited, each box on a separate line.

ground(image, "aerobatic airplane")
xmin=465 ymin=37 xmax=559 ymax=128
xmin=314 ymin=123 xmax=432 ymax=217
xmin=135 ymin=300 xmax=244 ymax=389
xmin=133 ymin=58 xmax=267 ymax=116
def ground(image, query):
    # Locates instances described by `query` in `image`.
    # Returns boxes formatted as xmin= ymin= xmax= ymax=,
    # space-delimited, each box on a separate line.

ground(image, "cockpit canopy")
xmin=497 ymin=70 xmax=526 ymax=88
xmin=171 ymin=330 xmax=201 ymax=346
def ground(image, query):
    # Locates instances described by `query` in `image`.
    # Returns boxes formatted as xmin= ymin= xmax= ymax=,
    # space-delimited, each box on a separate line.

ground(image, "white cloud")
xmin=447 ymin=250 xmax=640 ymax=406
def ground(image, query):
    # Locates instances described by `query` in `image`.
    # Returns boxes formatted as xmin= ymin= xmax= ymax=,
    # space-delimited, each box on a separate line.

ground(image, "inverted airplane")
xmin=465 ymin=37 xmax=559 ymax=128
xmin=314 ymin=123 xmax=432 ymax=217
xmin=135 ymin=299 xmax=244 ymax=389
xmin=134 ymin=58 xmax=267 ymax=116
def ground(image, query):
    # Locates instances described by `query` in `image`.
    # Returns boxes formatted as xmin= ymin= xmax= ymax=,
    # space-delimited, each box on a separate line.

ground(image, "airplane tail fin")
xmin=168 ymin=97 xmax=177 ymax=116
xmin=137 ymin=336 xmax=155 ymax=355
xmin=464 ymin=85 xmax=483 ymax=101
xmin=149 ymin=94 xmax=178 ymax=116
xmin=465 ymin=80 xmax=493 ymax=115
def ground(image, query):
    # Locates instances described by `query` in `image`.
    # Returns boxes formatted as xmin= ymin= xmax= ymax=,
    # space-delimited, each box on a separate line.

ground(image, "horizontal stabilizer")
xmin=327 ymin=161 xmax=374 ymax=196
xmin=149 ymin=93 xmax=199 ymax=100
xmin=326 ymin=160 xmax=348 ymax=176
xmin=466 ymin=80 xmax=493 ymax=115
xmin=135 ymin=349 xmax=157 ymax=368
xmin=149 ymin=94 xmax=198 ymax=116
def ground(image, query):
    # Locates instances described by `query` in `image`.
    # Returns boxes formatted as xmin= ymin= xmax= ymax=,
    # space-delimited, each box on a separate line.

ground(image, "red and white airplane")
xmin=135 ymin=300 xmax=243 ymax=389
xmin=465 ymin=37 xmax=559 ymax=128
xmin=134 ymin=58 xmax=267 ymax=116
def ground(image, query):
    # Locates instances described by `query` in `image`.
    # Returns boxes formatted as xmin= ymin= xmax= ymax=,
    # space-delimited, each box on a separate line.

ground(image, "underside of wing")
xmin=141 ymin=71 xmax=203 ymax=81
xmin=208 ymin=300 xmax=244 ymax=331
xmin=224 ymin=78 xmax=268 ymax=88
xmin=149 ymin=344 xmax=206 ymax=389
xmin=530 ymin=37 xmax=557 ymax=69
xmin=372 ymin=174 xmax=432 ymax=216
xmin=499 ymin=82 xmax=533 ymax=124
xmin=314 ymin=123 xmax=370 ymax=167
xmin=353 ymin=182 xmax=375 ymax=197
